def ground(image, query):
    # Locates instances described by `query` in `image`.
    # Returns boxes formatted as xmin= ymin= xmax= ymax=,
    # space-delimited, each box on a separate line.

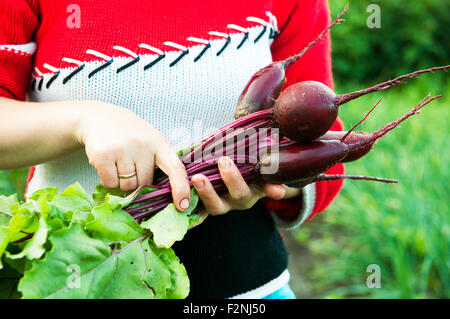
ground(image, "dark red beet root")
xmin=318 ymin=131 xmax=374 ymax=163
xmin=317 ymin=94 xmax=442 ymax=162
xmin=234 ymin=6 xmax=349 ymax=119
xmin=234 ymin=63 xmax=285 ymax=119
xmin=274 ymin=81 xmax=338 ymax=142
xmin=273 ymin=65 xmax=448 ymax=143
xmin=259 ymin=140 xmax=348 ymax=184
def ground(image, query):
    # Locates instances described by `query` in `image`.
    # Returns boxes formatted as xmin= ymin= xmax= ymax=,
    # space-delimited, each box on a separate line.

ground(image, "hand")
xmin=190 ymin=156 xmax=302 ymax=225
xmin=76 ymin=101 xmax=191 ymax=211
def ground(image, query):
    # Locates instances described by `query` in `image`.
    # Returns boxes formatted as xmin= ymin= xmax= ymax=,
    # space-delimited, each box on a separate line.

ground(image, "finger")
xmin=263 ymin=183 xmax=301 ymax=199
xmin=155 ymin=145 xmax=190 ymax=211
xmin=117 ymin=159 xmax=138 ymax=192
xmin=217 ymin=157 xmax=254 ymax=200
xmin=263 ymin=183 xmax=286 ymax=200
xmin=191 ymin=174 xmax=229 ymax=215
xmin=94 ymin=159 xmax=119 ymax=189
xmin=135 ymin=156 xmax=155 ymax=186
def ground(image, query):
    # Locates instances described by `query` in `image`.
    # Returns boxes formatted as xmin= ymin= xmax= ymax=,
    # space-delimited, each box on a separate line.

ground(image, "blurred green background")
xmin=0 ymin=0 xmax=448 ymax=299
xmin=283 ymin=0 xmax=449 ymax=299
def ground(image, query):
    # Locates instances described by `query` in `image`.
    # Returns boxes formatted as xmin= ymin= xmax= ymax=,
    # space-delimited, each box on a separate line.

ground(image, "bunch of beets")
xmin=123 ymin=7 xmax=448 ymax=222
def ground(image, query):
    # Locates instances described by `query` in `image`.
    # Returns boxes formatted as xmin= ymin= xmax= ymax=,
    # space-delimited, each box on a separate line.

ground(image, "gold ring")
xmin=118 ymin=172 xmax=137 ymax=179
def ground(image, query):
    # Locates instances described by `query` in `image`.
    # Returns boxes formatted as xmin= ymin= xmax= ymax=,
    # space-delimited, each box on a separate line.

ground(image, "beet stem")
xmin=283 ymin=4 xmax=348 ymax=67
xmin=316 ymin=174 xmax=398 ymax=184
xmin=341 ymin=98 xmax=382 ymax=142
xmin=348 ymin=94 xmax=441 ymax=151
xmin=335 ymin=65 xmax=449 ymax=106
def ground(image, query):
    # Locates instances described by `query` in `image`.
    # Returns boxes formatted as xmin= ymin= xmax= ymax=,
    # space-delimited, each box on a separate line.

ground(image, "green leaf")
xmin=6 ymin=217 xmax=48 ymax=261
xmin=0 ymin=214 xmax=36 ymax=269
xmin=140 ymin=189 xmax=199 ymax=248
xmin=151 ymin=242 xmax=189 ymax=299
xmin=176 ymin=141 xmax=201 ymax=157
xmin=18 ymin=222 xmax=180 ymax=298
xmin=93 ymin=185 xmax=157 ymax=210
xmin=51 ymin=183 xmax=93 ymax=213
xmin=85 ymin=203 xmax=145 ymax=243
xmin=137 ymin=203 xmax=187 ymax=248
xmin=29 ymin=188 xmax=58 ymax=202
xmin=0 ymin=194 xmax=19 ymax=226
xmin=188 ymin=212 xmax=200 ymax=229
xmin=92 ymin=185 xmax=126 ymax=206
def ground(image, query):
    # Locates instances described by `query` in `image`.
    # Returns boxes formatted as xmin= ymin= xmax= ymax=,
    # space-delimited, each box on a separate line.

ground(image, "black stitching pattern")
xmin=254 ymin=26 xmax=267 ymax=43
xmin=144 ymin=54 xmax=165 ymax=70
xmin=38 ymin=78 xmax=43 ymax=91
xmin=269 ymin=28 xmax=280 ymax=39
xmin=63 ymin=64 xmax=85 ymax=84
xmin=237 ymin=32 xmax=249 ymax=49
xmin=169 ymin=49 xmax=189 ymax=67
xmin=88 ymin=59 xmax=113 ymax=78
xmin=194 ymin=43 xmax=211 ymax=62
xmin=46 ymin=71 xmax=60 ymax=89
xmin=216 ymin=36 xmax=231 ymax=56
xmin=30 ymin=20 xmax=279 ymax=91
xmin=117 ymin=56 xmax=140 ymax=73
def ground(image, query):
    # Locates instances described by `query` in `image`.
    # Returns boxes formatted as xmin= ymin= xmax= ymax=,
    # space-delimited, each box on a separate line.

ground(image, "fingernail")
xmin=180 ymin=198 xmax=190 ymax=210
xmin=278 ymin=187 xmax=286 ymax=199
xmin=219 ymin=157 xmax=231 ymax=169
xmin=193 ymin=177 xmax=205 ymax=189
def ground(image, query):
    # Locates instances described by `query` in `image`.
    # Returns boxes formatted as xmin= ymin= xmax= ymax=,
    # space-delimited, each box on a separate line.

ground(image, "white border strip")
xmin=139 ymin=43 xmax=164 ymax=56
xmin=34 ymin=67 xmax=43 ymax=77
xmin=62 ymin=57 xmax=84 ymax=67
xmin=246 ymin=16 xmax=267 ymax=26
xmin=0 ymin=42 xmax=36 ymax=55
xmin=43 ymin=63 xmax=59 ymax=73
xmin=227 ymin=24 xmax=247 ymax=33
xmin=269 ymin=182 xmax=316 ymax=230
xmin=228 ymin=269 xmax=290 ymax=299
xmin=86 ymin=49 xmax=112 ymax=61
xmin=113 ymin=46 xmax=138 ymax=58
xmin=209 ymin=31 xmax=229 ymax=38
xmin=187 ymin=37 xmax=209 ymax=45
xmin=163 ymin=41 xmax=187 ymax=51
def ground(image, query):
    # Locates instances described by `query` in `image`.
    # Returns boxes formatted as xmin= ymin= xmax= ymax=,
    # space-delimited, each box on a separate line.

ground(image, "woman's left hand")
xmin=191 ymin=156 xmax=302 ymax=225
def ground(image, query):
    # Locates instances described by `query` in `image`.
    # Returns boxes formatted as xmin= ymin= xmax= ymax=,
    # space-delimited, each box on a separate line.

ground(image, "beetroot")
xmin=234 ymin=6 xmax=349 ymax=119
xmin=258 ymin=140 xmax=348 ymax=183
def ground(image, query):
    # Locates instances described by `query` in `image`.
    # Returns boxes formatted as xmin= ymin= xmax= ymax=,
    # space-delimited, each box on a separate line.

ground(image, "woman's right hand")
xmin=76 ymin=101 xmax=191 ymax=212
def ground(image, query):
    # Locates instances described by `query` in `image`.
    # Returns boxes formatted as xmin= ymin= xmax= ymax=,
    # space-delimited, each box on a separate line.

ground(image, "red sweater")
xmin=0 ymin=0 xmax=343 ymax=222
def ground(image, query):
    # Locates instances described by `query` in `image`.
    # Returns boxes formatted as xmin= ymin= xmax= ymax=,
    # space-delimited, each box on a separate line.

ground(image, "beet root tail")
xmin=348 ymin=94 xmax=441 ymax=152
xmin=334 ymin=65 xmax=449 ymax=106
xmin=282 ymin=4 xmax=349 ymax=67
xmin=316 ymin=174 xmax=398 ymax=184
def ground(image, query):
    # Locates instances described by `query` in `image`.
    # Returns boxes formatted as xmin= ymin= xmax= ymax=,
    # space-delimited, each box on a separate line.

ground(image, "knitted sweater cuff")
xmin=265 ymin=182 xmax=316 ymax=230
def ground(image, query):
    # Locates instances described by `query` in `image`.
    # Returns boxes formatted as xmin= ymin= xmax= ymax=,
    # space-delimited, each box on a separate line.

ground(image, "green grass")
xmin=293 ymin=78 xmax=449 ymax=298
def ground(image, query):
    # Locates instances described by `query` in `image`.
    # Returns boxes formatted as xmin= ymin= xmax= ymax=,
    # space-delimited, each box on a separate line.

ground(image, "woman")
xmin=0 ymin=0 xmax=344 ymax=298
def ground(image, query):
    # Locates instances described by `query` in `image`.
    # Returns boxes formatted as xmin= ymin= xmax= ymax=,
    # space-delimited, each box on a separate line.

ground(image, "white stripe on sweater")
xmin=26 ymin=26 xmax=274 ymax=199
xmin=0 ymin=42 xmax=36 ymax=55
xmin=228 ymin=269 xmax=291 ymax=299
xmin=269 ymin=182 xmax=317 ymax=230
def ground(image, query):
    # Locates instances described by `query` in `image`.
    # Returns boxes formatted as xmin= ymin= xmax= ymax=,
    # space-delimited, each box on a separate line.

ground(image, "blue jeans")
xmin=262 ymin=283 xmax=296 ymax=299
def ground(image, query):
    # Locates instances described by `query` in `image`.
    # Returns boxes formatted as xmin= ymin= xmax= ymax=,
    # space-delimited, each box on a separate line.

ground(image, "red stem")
xmin=316 ymin=174 xmax=398 ymax=184
xmin=341 ymin=98 xmax=382 ymax=142
xmin=283 ymin=4 xmax=349 ymax=67
xmin=334 ymin=65 xmax=449 ymax=106
xmin=348 ymin=94 xmax=441 ymax=151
